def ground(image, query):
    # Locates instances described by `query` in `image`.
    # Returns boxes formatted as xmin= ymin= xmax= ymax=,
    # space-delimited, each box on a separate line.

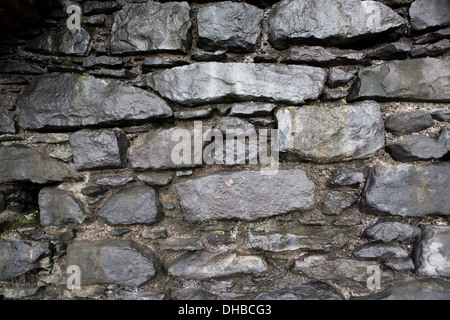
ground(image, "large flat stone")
xmin=147 ymin=62 xmax=327 ymax=106
xmin=363 ymin=163 xmax=450 ymax=217
xmin=276 ymin=101 xmax=385 ymax=163
xmin=16 ymin=73 xmax=172 ymax=130
xmin=415 ymin=225 xmax=450 ymax=277
xmin=173 ymin=169 xmax=315 ymax=222
xmin=349 ymin=58 xmax=450 ymax=102
xmin=268 ymin=0 xmax=404 ymax=49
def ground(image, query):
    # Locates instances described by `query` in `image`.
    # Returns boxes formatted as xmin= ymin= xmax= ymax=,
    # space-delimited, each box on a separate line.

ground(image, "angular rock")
xmin=386 ymin=135 xmax=448 ymax=162
xmin=217 ymin=117 xmax=255 ymax=135
xmin=415 ymin=225 xmax=450 ymax=277
xmin=269 ymin=0 xmax=404 ymax=49
xmin=94 ymin=176 xmax=133 ymax=187
xmin=66 ymin=240 xmax=158 ymax=286
xmin=410 ymin=39 xmax=450 ymax=58
xmin=167 ymin=250 xmax=267 ymax=279
xmin=158 ymin=238 xmax=203 ymax=251
xmin=26 ymin=29 xmax=91 ymax=56
xmin=38 ymin=187 xmax=90 ymax=227
xmin=363 ymin=221 xmax=421 ymax=242
xmin=0 ymin=240 xmax=50 ymax=280
xmin=80 ymin=186 xmax=108 ymax=197
xmin=363 ymin=163 xmax=450 ymax=216
xmin=384 ymin=258 xmax=415 ymax=271
xmin=409 ymin=0 xmax=450 ymax=31
xmin=229 ymin=103 xmax=275 ymax=117
xmin=322 ymin=191 xmax=358 ymax=215
xmin=97 ymin=185 xmax=160 ymax=226
xmin=369 ymin=42 xmax=411 ymax=60
xmin=431 ymin=109 xmax=450 ymax=122
xmin=191 ymin=51 xmax=228 ymax=62
xmin=173 ymin=169 xmax=315 ymax=222
xmin=69 ymin=129 xmax=129 ymax=171
xmin=82 ymin=56 xmax=123 ymax=69
xmin=111 ymin=2 xmax=191 ymax=54
xmin=137 ymin=173 xmax=173 ymax=186
xmin=413 ymin=27 xmax=450 ymax=45
xmin=349 ymin=58 xmax=450 ymax=102
xmin=254 ymin=282 xmax=343 ymax=300
xmin=327 ymin=68 xmax=355 ymax=88
xmin=0 ymin=61 xmax=45 ymax=75
xmin=276 ymin=101 xmax=385 ymax=163
xmin=385 ymin=110 xmax=435 ymax=135
xmin=282 ymin=46 xmax=369 ymax=67
xmin=322 ymin=89 xmax=349 ymax=101
xmin=247 ymin=227 xmax=349 ymax=252
xmin=327 ymin=168 xmax=365 ymax=188
xmin=438 ymin=126 xmax=450 ymax=150
xmin=0 ymin=145 xmax=80 ymax=184
xmin=114 ymin=289 xmax=165 ymax=300
xmin=352 ymin=243 xmax=408 ymax=259
xmin=82 ymin=1 xmax=123 ymax=15
xmin=174 ymin=109 xmax=214 ymax=120
xmin=0 ymin=111 xmax=15 ymax=134
xmin=197 ymin=2 xmax=264 ymax=53
xmin=147 ymin=62 xmax=327 ymax=106
xmin=142 ymin=57 xmax=189 ymax=71
xmin=16 ymin=73 xmax=172 ymax=130
xmin=364 ymin=279 xmax=450 ymax=300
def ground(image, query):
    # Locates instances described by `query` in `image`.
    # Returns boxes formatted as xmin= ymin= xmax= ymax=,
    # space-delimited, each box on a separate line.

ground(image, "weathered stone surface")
xmin=364 ymin=279 xmax=450 ymax=300
xmin=0 ymin=145 xmax=80 ymax=184
xmin=327 ymin=168 xmax=365 ymax=188
xmin=352 ymin=243 xmax=408 ymax=259
xmin=82 ymin=1 xmax=123 ymax=15
xmin=385 ymin=110 xmax=435 ymax=135
xmin=167 ymin=250 xmax=267 ymax=279
xmin=216 ymin=117 xmax=255 ymax=134
xmin=111 ymin=2 xmax=192 ymax=54
xmin=137 ymin=173 xmax=173 ymax=186
xmin=82 ymin=56 xmax=123 ymax=69
xmin=0 ymin=111 xmax=15 ymax=134
xmin=26 ymin=29 xmax=91 ymax=56
xmin=276 ymin=101 xmax=385 ymax=163
xmin=94 ymin=176 xmax=134 ymax=187
xmin=0 ymin=240 xmax=50 ymax=280
xmin=197 ymin=2 xmax=264 ymax=53
xmin=370 ymin=42 xmax=411 ymax=60
xmin=69 ymin=129 xmax=128 ymax=171
xmin=438 ymin=126 xmax=450 ymax=150
xmin=384 ymin=258 xmax=415 ymax=271
xmin=349 ymin=58 xmax=450 ymax=102
xmin=363 ymin=221 xmax=421 ymax=242
xmin=247 ymin=227 xmax=349 ymax=252
xmin=16 ymin=73 xmax=172 ymax=130
xmin=229 ymin=103 xmax=275 ymax=117
xmin=114 ymin=289 xmax=165 ymax=300
xmin=386 ymin=135 xmax=448 ymax=162
xmin=0 ymin=61 xmax=45 ymax=75
xmin=142 ymin=57 xmax=189 ymax=71
xmin=415 ymin=225 xmax=450 ymax=277
xmin=431 ymin=109 xmax=450 ymax=122
xmin=38 ymin=187 xmax=90 ymax=227
xmin=191 ymin=51 xmax=228 ymax=62
xmin=409 ymin=0 xmax=450 ymax=31
xmin=97 ymin=185 xmax=160 ymax=226
xmin=327 ymin=68 xmax=355 ymax=88
xmin=410 ymin=39 xmax=450 ymax=58
xmin=322 ymin=191 xmax=358 ymax=215
xmin=173 ymin=169 xmax=315 ymax=222
xmin=158 ymin=238 xmax=203 ymax=251
xmin=254 ymin=282 xmax=343 ymax=300
xmin=282 ymin=46 xmax=369 ymax=67
xmin=174 ymin=109 xmax=214 ymax=120
xmin=176 ymin=288 xmax=218 ymax=300
xmin=413 ymin=27 xmax=450 ymax=45
xmin=268 ymin=0 xmax=404 ymax=49
xmin=363 ymin=163 xmax=450 ymax=216
xmin=66 ymin=240 xmax=158 ymax=286
xmin=147 ymin=62 xmax=327 ymax=106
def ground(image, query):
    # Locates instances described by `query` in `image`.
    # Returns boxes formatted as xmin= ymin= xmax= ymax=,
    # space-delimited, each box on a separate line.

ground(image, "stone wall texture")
xmin=0 ymin=0 xmax=449 ymax=300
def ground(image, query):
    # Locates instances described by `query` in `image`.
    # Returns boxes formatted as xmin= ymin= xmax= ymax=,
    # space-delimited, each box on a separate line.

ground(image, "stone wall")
xmin=0 ymin=0 xmax=449 ymax=300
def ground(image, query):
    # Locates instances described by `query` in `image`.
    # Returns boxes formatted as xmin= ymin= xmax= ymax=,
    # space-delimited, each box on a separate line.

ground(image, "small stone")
xmin=0 ymin=61 xmax=45 ymax=75
xmin=137 ymin=173 xmax=173 ymax=186
xmin=229 ymin=103 xmax=275 ymax=117
xmin=327 ymin=168 xmax=364 ymax=188
xmin=327 ymin=68 xmax=355 ymax=88
xmin=32 ymin=134 xmax=69 ymax=144
xmin=253 ymin=54 xmax=278 ymax=63
xmin=369 ymin=42 xmax=411 ymax=60
xmin=322 ymin=191 xmax=357 ymax=215
xmin=191 ymin=51 xmax=228 ymax=62
xmin=174 ymin=109 xmax=214 ymax=120
xmin=430 ymin=109 xmax=450 ymax=122
xmin=114 ymin=289 xmax=165 ymax=300
xmin=88 ymin=68 xmax=133 ymax=79
xmin=26 ymin=29 xmax=91 ymax=56
xmin=282 ymin=46 xmax=369 ymax=67
xmin=385 ymin=111 xmax=435 ymax=136
xmin=322 ymin=89 xmax=349 ymax=101
xmin=415 ymin=225 xmax=450 ymax=277
xmin=158 ymin=238 xmax=203 ymax=251
xmin=438 ymin=126 xmax=450 ymax=150
xmin=83 ymin=15 xmax=106 ymax=27
xmin=142 ymin=57 xmax=189 ymax=71
xmin=80 ymin=186 xmax=108 ymax=197
xmin=413 ymin=27 xmax=450 ymax=45
xmin=409 ymin=0 xmax=450 ymax=31
xmin=363 ymin=221 xmax=421 ymax=242
xmin=352 ymin=243 xmax=408 ymax=259
xmin=82 ymin=1 xmax=123 ymax=15
xmin=217 ymin=117 xmax=255 ymax=135
xmin=162 ymin=202 xmax=175 ymax=210
xmin=110 ymin=228 xmax=132 ymax=237
xmin=0 ymin=111 xmax=15 ymax=134
xmin=386 ymin=135 xmax=448 ymax=162
xmin=384 ymin=258 xmax=415 ymax=271
xmin=94 ymin=176 xmax=134 ymax=187
xmin=141 ymin=229 xmax=167 ymax=240
xmin=83 ymin=56 xmax=123 ymax=69
xmin=410 ymin=39 xmax=450 ymax=58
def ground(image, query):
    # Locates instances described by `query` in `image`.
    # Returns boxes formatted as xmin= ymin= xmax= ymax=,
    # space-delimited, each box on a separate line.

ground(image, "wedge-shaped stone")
xmin=349 ymin=58 xmax=450 ymax=102
xmin=16 ymin=73 xmax=172 ymax=130
xmin=268 ymin=0 xmax=404 ymax=49
xmin=363 ymin=163 xmax=450 ymax=216
xmin=173 ymin=169 xmax=315 ymax=222
xmin=276 ymin=101 xmax=385 ymax=163
xmin=147 ymin=62 xmax=327 ymax=106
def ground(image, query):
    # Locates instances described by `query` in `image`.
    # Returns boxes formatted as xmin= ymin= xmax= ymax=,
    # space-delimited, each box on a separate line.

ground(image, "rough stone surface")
xmin=363 ymin=221 xmax=421 ymax=242
xmin=254 ymin=282 xmax=343 ymax=300
xmin=385 ymin=111 xmax=435 ymax=135
xmin=137 ymin=173 xmax=173 ymax=186
xmin=111 ymin=2 xmax=192 ymax=54
xmin=431 ymin=109 xmax=450 ymax=122
xmin=173 ymin=169 xmax=315 ymax=222
xmin=167 ymin=250 xmax=267 ymax=279
xmin=386 ymin=135 xmax=448 ymax=162
xmin=370 ymin=42 xmax=411 ymax=60
xmin=269 ymin=0 xmax=404 ymax=48
xmin=384 ymin=258 xmax=415 ymax=271
xmin=0 ymin=112 xmax=15 ymax=134
xmin=69 ymin=129 xmax=129 ymax=171
xmin=66 ymin=240 xmax=158 ymax=286
xmin=363 ymin=163 xmax=450 ymax=217
xmin=276 ymin=101 xmax=385 ymax=163
xmin=16 ymin=73 xmax=172 ymax=130
xmin=147 ymin=62 xmax=327 ymax=106
xmin=410 ymin=39 xmax=450 ymax=58
xmin=97 ymin=185 xmax=160 ymax=226
xmin=26 ymin=29 xmax=91 ymax=56
xmin=415 ymin=226 xmax=450 ymax=277
xmin=327 ymin=168 xmax=365 ymax=188
xmin=438 ymin=126 xmax=450 ymax=150
xmin=197 ymin=2 xmax=264 ymax=53
xmin=352 ymin=243 xmax=408 ymax=259
xmin=409 ymin=0 xmax=450 ymax=31
xmin=364 ymin=279 xmax=450 ymax=300
xmin=349 ymin=58 xmax=450 ymax=102
xmin=322 ymin=191 xmax=358 ymax=215
xmin=327 ymin=68 xmax=355 ymax=88
xmin=282 ymin=46 xmax=369 ymax=67
xmin=158 ymin=238 xmax=203 ymax=251
xmin=229 ymin=103 xmax=275 ymax=117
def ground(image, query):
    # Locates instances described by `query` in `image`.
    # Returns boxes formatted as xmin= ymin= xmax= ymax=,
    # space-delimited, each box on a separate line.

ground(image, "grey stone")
xmin=386 ymin=135 xmax=448 ymax=162
xmin=158 ymin=238 xmax=203 ymax=251
xmin=82 ymin=1 xmax=123 ymax=15
xmin=16 ymin=73 xmax=172 ymax=130
xmin=431 ymin=109 xmax=450 ymax=122
xmin=352 ymin=243 xmax=408 ymax=259
xmin=66 ymin=240 xmax=158 ymax=286
xmin=410 ymin=39 xmax=450 ymax=58
xmin=370 ymin=42 xmax=411 ymax=60
xmin=174 ymin=109 xmax=214 ymax=120
xmin=349 ymin=58 xmax=450 ymax=102
xmin=94 ymin=176 xmax=134 ymax=187
xmin=254 ymin=282 xmax=343 ymax=300
xmin=141 ymin=229 xmax=167 ymax=240
xmin=114 ymin=289 xmax=165 ymax=300
xmin=268 ymin=0 xmax=404 ymax=49
xmin=137 ymin=173 xmax=173 ymax=186
xmin=110 ymin=228 xmax=132 ymax=237
xmin=83 ymin=56 xmax=123 ymax=69
xmin=167 ymin=250 xmax=267 ymax=279
xmin=276 ymin=101 xmax=385 ymax=163
xmin=438 ymin=126 xmax=450 ymax=150
xmin=142 ymin=57 xmax=189 ymax=70
xmin=229 ymin=103 xmax=276 ymax=117
xmin=80 ymin=186 xmax=108 ymax=197
xmin=384 ymin=258 xmax=415 ymax=271
xmin=413 ymin=27 xmax=450 ymax=45
xmin=0 ymin=111 xmax=15 ymax=134
xmin=385 ymin=110 xmax=435 ymax=135
xmin=0 ymin=61 xmax=45 ymax=75
xmin=26 ymin=29 xmax=91 ymax=56
xmin=322 ymin=89 xmax=349 ymax=101
xmin=363 ymin=163 xmax=450 ymax=217
xmin=32 ymin=134 xmax=69 ymax=144
xmin=111 ymin=2 xmax=191 ymax=54
xmin=327 ymin=68 xmax=355 ymax=88
xmin=0 ymin=145 xmax=80 ymax=184
xmin=191 ymin=51 xmax=228 ymax=62
xmin=376 ymin=0 xmax=414 ymax=7
xmin=83 ymin=15 xmax=106 ymax=27
xmin=409 ymin=0 xmax=450 ymax=31
xmin=282 ymin=46 xmax=369 ymax=67
xmin=176 ymin=288 xmax=218 ymax=300
xmin=322 ymin=191 xmax=358 ymax=215
xmin=0 ymin=240 xmax=51 ymax=280
xmin=217 ymin=117 xmax=255 ymax=135
xmin=147 ymin=62 xmax=327 ymax=106
xmin=327 ymin=168 xmax=365 ymax=188
xmin=247 ymin=227 xmax=349 ymax=252
xmin=88 ymin=68 xmax=134 ymax=79
xmin=415 ymin=225 xmax=450 ymax=277
xmin=363 ymin=279 xmax=450 ymax=300
xmin=363 ymin=221 xmax=421 ymax=242
xmin=97 ymin=185 xmax=160 ymax=226
xmin=0 ymin=286 xmax=42 ymax=300
xmin=23 ymin=229 xmax=75 ymax=242
xmin=197 ymin=2 xmax=264 ymax=53
xmin=69 ymin=129 xmax=128 ymax=171
xmin=38 ymin=187 xmax=90 ymax=227
xmin=173 ymin=169 xmax=315 ymax=222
